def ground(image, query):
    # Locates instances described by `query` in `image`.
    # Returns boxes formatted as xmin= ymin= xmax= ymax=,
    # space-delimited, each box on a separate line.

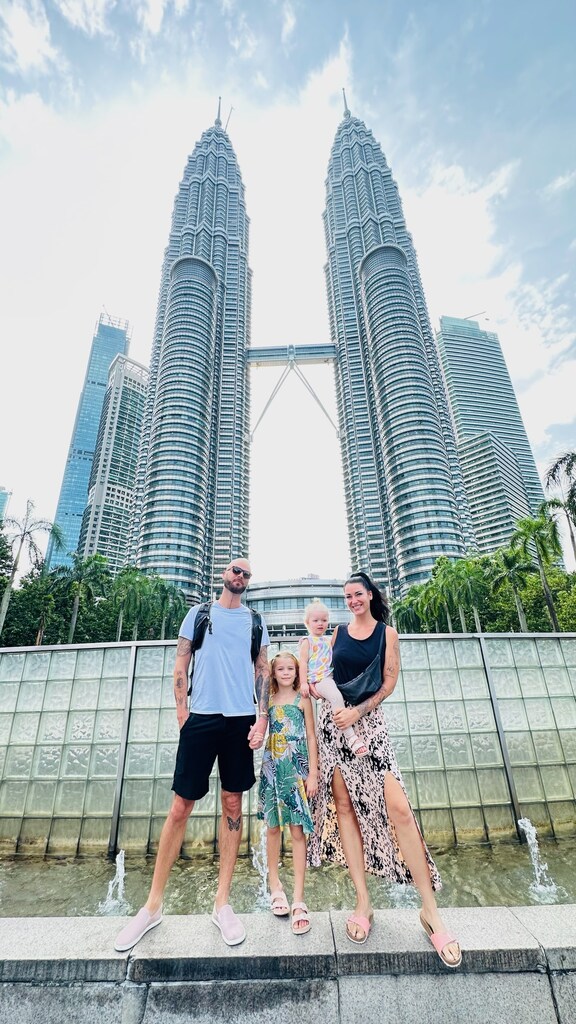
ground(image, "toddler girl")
xmin=257 ymin=651 xmax=318 ymax=934
xmin=299 ymin=600 xmax=367 ymax=757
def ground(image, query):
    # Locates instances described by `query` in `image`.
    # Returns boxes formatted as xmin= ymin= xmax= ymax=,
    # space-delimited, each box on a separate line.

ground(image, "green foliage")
xmin=0 ymin=553 xmax=189 ymax=648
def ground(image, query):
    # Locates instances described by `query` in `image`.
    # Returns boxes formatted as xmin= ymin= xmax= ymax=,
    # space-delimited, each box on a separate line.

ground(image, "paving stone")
xmin=551 ymin=973 xmax=576 ymax=1024
xmin=512 ymin=904 xmax=576 ymax=969
xmin=331 ymin=906 xmax=545 ymax=975
xmin=0 ymin=982 xmax=124 ymax=1024
xmin=128 ymin=910 xmax=336 ymax=982
xmin=339 ymin=973 xmax=558 ymax=1024
xmin=0 ymin=917 xmax=127 ymax=982
xmin=142 ymin=979 xmax=339 ymax=1024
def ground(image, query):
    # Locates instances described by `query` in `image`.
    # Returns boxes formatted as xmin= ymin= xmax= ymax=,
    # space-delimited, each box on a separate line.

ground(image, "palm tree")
xmin=393 ymin=590 xmax=423 ymax=634
xmin=151 ymin=577 xmax=187 ymax=640
xmin=544 ymin=495 xmax=576 ymax=564
xmin=111 ymin=566 xmax=143 ymax=641
xmin=511 ymin=511 xmax=562 ymax=631
xmin=52 ymin=553 xmax=111 ymax=644
xmin=0 ymin=500 xmax=63 ymax=638
xmin=124 ymin=571 xmax=154 ymax=640
xmin=414 ymin=579 xmax=442 ymax=633
xmin=488 ymin=547 xmax=535 ymax=632
xmin=451 ymin=557 xmax=486 ymax=633
xmin=432 ymin=557 xmax=459 ymax=632
xmin=545 ymin=450 xmax=576 ymax=562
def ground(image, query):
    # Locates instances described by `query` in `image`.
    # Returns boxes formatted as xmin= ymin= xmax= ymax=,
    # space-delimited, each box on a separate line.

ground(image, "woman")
xmin=308 ymin=571 xmax=461 ymax=968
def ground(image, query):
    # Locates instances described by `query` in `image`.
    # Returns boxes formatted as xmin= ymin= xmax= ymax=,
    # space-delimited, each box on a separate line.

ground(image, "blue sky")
xmin=0 ymin=0 xmax=575 ymax=578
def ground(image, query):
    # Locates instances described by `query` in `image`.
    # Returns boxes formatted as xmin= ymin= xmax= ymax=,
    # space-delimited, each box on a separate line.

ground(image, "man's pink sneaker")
xmin=114 ymin=906 xmax=163 ymax=952
xmin=211 ymin=903 xmax=246 ymax=946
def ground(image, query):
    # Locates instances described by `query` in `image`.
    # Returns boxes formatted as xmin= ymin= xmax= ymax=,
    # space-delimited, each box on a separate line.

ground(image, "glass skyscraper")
xmin=324 ymin=102 xmax=470 ymax=596
xmin=46 ymin=314 xmax=130 ymax=570
xmin=0 ymin=487 xmax=10 ymax=524
xmin=436 ymin=316 xmax=544 ymax=549
xmin=133 ymin=108 xmax=251 ymax=602
xmin=79 ymin=355 xmax=148 ymax=574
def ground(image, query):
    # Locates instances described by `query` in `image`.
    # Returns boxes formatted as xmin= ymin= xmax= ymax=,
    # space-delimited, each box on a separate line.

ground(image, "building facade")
xmin=0 ymin=487 xmax=11 ymax=523
xmin=246 ymin=577 xmax=349 ymax=639
xmin=133 ymin=108 xmax=251 ymax=603
xmin=79 ymin=355 xmax=148 ymax=574
xmin=458 ymin=432 xmax=532 ymax=553
xmin=436 ymin=315 xmax=544 ymax=549
xmin=46 ymin=314 xmax=130 ymax=570
xmin=324 ymin=102 xmax=470 ymax=597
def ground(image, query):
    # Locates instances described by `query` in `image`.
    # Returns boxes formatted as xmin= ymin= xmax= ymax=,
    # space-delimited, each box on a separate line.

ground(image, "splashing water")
xmin=517 ymin=818 xmax=558 ymax=902
xmin=98 ymin=850 xmax=132 ymax=916
xmin=251 ymin=828 xmax=269 ymax=909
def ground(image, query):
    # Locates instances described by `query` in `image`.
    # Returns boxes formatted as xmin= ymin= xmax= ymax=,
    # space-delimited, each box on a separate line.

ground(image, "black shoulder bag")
xmin=336 ymin=623 xmax=385 ymax=706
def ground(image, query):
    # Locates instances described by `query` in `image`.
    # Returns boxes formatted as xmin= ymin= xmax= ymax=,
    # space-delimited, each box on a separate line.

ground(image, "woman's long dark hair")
xmin=345 ymin=571 xmax=389 ymax=623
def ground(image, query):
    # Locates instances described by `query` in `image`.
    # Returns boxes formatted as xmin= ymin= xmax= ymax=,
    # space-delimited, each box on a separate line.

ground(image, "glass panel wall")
xmin=1 ymin=634 xmax=575 ymax=856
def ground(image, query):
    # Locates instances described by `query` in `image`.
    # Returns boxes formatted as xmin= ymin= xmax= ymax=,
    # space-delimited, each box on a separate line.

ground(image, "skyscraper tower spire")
xmin=132 ymin=117 xmax=251 ymax=602
xmin=324 ymin=111 xmax=471 ymax=595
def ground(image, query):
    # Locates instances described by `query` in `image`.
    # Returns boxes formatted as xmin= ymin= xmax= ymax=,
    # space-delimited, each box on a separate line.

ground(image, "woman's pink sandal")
xmin=420 ymin=912 xmax=462 ymax=968
xmin=270 ymin=889 xmax=290 ymax=917
xmin=291 ymin=901 xmax=311 ymax=934
xmin=346 ymin=912 xmax=373 ymax=944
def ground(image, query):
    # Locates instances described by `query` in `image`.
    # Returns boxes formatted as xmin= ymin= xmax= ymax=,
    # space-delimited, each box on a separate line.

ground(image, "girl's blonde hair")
xmin=269 ymin=650 xmax=300 ymax=694
xmin=304 ymin=598 xmax=330 ymax=623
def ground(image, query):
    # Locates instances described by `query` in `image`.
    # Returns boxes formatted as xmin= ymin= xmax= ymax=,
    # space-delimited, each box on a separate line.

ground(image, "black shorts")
xmin=172 ymin=713 xmax=256 ymax=801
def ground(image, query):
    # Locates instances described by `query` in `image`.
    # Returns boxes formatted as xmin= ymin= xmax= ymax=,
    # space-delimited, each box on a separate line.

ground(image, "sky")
xmin=0 ymin=0 xmax=575 ymax=582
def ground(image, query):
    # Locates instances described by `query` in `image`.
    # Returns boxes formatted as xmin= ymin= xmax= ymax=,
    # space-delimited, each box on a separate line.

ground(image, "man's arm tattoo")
xmin=254 ymin=646 xmax=270 ymax=717
xmin=176 ymin=637 xmax=192 ymax=657
xmin=174 ymin=665 xmax=187 ymax=707
xmin=227 ymin=815 xmax=241 ymax=832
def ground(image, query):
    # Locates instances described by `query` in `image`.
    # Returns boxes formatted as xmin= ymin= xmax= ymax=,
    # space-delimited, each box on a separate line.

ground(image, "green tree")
xmin=0 ymin=501 xmax=63 ymax=639
xmin=487 ymin=547 xmax=535 ymax=632
xmin=511 ymin=511 xmax=563 ymax=631
xmin=110 ymin=566 xmax=144 ymax=641
xmin=123 ymin=571 xmax=154 ymax=640
xmin=150 ymin=576 xmax=187 ymax=640
xmin=52 ymin=553 xmax=111 ymax=644
xmin=545 ymin=450 xmax=576 ymax=563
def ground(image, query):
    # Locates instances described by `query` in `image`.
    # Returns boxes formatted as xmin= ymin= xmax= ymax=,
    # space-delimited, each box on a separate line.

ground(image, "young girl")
xmin=257 ymin=651 xmax=318 ymax=934
xmin=299 ymin=600 xmax=368 ymax=757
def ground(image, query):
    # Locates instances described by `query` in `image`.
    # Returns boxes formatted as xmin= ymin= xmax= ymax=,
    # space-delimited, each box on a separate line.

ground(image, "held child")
xmin=257 ymin=651 xmax=318 ymax=934
xmin=299 ymin=600 xmax=368 ymax=758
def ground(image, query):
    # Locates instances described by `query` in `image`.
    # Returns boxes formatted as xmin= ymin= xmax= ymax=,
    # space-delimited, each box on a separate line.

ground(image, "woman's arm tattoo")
xmin=356 ymin=632 xmax=401 ymax=720
xmin=254 ymin=646 xmax=270 ymax=717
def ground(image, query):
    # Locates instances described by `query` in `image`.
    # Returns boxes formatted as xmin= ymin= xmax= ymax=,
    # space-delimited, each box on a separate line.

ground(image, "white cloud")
xmin=281 ymin=1 xmax=296 ymax=45
xmin=542 ymin=169 xmax=576 ymax=199
xmin=53 ymin=0 xmax=115 ymax=36
xmin=0 ymin=0 xmax=59 ymax=74
xmin=134 ymin=0 xmax=168 ymax=35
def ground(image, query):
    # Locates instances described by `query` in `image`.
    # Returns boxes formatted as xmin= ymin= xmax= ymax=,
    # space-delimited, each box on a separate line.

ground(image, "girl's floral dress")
xmin=257 ymin=695 xmax=314 ymax=833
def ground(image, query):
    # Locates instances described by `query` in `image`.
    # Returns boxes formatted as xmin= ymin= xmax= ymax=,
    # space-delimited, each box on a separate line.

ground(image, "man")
xmin=114 ymin=557 xmax=270 ymax=949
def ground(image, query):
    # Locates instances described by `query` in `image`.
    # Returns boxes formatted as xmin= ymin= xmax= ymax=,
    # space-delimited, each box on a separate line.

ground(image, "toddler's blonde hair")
xmin=304 ymin=598 xmax=330 ymax=623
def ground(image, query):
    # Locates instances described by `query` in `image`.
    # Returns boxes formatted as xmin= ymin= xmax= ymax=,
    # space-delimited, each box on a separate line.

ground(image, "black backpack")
xmin=187 ymin=601 xmax=264 ymax=695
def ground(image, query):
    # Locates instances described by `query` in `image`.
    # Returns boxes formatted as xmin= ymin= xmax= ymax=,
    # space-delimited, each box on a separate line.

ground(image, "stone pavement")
xmin=1 ymin=905 xmax=575 ymax=1023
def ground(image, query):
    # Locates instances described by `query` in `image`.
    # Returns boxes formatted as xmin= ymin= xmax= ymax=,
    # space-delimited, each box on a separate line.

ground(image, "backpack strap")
xmin=187 ymin=601 xmax=212 ymax=695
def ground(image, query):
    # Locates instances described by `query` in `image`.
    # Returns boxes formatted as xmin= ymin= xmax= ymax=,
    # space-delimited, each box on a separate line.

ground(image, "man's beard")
xmin=224 ymin=578 xmax=247 ymax=595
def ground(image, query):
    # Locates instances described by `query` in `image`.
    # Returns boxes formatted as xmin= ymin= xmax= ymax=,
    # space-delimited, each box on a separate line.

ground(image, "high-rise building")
xmin=323 ymin=100 xmax=470 ymax=596
xmin=133 ymin=106 xmax=251 ymax=602
xmin=436 ymin=316 xmax=544 ymax=549
xmin=0 ymin=487 xmax=11 ymax=523
xmin=46 ymin=314 xmax=130 ymax=570
xmin=79 ymin=355 xmax=148 ymax=574
xmin=457 ymin=432 xmax=532 ymax=553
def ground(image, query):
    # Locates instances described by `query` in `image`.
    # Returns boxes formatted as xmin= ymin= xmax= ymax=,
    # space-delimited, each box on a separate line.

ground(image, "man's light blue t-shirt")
xmin=179 ymin=602 xmax=270 ymax=717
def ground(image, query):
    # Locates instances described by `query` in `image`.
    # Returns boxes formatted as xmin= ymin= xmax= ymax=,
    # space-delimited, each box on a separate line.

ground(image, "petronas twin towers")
xmin=131 ymin=100 xmax=471 ymax=602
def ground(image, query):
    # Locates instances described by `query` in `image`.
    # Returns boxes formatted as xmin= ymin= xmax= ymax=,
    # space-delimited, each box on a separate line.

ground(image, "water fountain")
xmin=517 ymin=817 xmax=561 ymax=903
xmin=97 ymin=849 xmax=131 ymax=916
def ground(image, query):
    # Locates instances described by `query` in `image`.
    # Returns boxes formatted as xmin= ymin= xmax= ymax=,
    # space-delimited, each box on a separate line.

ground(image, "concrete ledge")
xmin=1 ymin=906 xmax=575 ymax=1024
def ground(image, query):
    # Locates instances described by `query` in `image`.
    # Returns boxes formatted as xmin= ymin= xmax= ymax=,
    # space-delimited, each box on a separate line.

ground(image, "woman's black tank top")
xmin=332 ymin=621 xmax=386 ymax=686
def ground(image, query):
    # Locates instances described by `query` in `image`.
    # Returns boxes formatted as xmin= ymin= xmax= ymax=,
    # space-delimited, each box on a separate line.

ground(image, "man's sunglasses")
xmin=231 ymin=565 xmax=252 ymax=580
